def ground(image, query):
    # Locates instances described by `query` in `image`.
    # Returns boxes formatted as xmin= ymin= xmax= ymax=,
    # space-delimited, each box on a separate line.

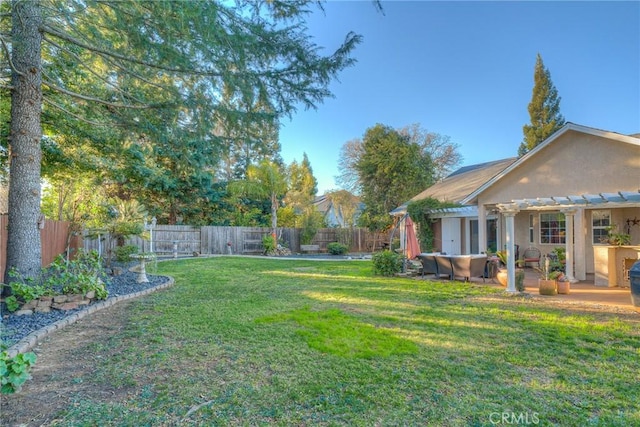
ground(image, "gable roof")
xmin=314 ymin=194 xmax=364 ymax=226
xmin=390 ymin=157 xmax=516 ymax=215
xmin=461 ymin=123 xmax=640 ymax=205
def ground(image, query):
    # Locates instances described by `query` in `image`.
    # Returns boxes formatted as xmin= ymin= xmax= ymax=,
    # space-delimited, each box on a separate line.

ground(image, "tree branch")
xmin=0 ymin=33 xmax=25 ymax=77
xmin=42 ymin=35 xmax=161 ymax=101
xmin=42 ymin=23 xmax=223 ymax=77
xmin=43 ymin=97 xmax=122 ymax=127
xmin=42 ymin=76 xmax=157 ymax=109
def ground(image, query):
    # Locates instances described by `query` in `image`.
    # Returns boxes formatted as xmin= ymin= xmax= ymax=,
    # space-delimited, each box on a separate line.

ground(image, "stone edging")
xmin=6 ymin=276 xmax=175 ymax=358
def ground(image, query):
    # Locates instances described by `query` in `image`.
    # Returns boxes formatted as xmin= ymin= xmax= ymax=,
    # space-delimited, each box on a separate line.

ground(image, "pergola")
xmin=495 ymin=191 xmax=640 ymax=293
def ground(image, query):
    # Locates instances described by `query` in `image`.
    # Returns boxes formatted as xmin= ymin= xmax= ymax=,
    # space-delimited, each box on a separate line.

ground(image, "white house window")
xmin=592 ymin=210 xmax=611 ymax=244
xmin=529 ymin=214 xmax=535 ymax=244
xmin=540 ymin=213 xmax=565 ymax=244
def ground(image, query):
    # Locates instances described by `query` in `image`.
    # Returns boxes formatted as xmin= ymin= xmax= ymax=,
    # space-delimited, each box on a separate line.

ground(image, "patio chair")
xmin=450 ymin=254 xmax=488 ymax=282
xmin=417 ymin=253 xmax=439 ymax=278
xmin=434 ymin=255 xmax=454 ymax=280
xmin=523 ymin=247 xmax=541 ymax=268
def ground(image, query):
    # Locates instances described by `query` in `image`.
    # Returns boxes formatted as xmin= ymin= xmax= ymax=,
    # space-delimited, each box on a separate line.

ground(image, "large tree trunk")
xmin=5 ymin=1 xmax=43 ymax=283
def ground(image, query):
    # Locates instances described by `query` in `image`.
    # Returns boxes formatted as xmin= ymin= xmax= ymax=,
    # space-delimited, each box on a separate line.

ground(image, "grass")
xmin=48 ymin=257 xmax=640 ymax=426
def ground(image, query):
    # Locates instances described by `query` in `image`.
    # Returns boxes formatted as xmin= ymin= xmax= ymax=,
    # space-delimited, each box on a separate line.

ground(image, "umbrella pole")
xmin=403 ymin=215 xmax=408 ymax=272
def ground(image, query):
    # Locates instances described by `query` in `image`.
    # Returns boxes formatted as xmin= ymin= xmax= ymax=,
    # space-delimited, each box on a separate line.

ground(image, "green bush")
xmin=515 ymin=269 xmax=526 ymax=292
xmin=46 ymin=251 xmax=109 ymax=300
xmin=372 ymin=250 xmax=403 ymax=276
xmin=114 ymin=245 xmax=139 ymax=263
xmin=1 ymin=348 xmax=37 ymax=394
xmin=4 ymin=269 xmax=56 ymax=312
xmin=327 ymin=242 xmax=348 ymax=255
xmin=262 ymin=234 xmax=277 ymax=255
xmin=300 ymin=211 xmax=325 ymax=245
xmin=2 ymin=280 xmax=54 ymax=312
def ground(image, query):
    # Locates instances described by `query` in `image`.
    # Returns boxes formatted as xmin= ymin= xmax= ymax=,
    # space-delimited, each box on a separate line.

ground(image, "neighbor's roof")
xmin=313 ymin=194 xmax=331 ymax=213
xmin=390 ymin=157 xmax=516 ymax=215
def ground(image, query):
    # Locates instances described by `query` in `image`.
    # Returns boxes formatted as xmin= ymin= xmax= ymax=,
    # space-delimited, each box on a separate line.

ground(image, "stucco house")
xmin=393 ymin=123 xmax=640 ymax=290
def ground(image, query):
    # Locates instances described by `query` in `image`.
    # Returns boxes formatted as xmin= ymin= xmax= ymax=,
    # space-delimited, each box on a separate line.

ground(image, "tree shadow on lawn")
xmin=3 ymin=267 xmax=639 ymax=426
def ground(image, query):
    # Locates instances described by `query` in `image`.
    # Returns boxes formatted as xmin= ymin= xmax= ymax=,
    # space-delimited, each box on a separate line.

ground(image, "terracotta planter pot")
xmin=557 ymin=280 xmax=570 ymax=294
xmin=495 ymin=269 xmax=525 ymax=291
xmin=496 ymin=269 xmax=508 ymax=287
xmin=538 ymin=279 xmax=557 ymax=295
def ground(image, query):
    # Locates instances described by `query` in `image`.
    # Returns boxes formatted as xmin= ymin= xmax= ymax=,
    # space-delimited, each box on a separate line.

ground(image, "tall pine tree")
xmin=1 ymin=0 xmax=362 ymax=281
xmin=519 ymin=54 xmax=565 ymax=156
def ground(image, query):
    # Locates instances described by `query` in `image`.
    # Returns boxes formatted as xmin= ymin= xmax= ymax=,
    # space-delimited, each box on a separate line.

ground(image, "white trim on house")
xmin=424 ymin=206 xmax=478 ymax=218
xmin=497 ymin=191 xmax=640 ymax=211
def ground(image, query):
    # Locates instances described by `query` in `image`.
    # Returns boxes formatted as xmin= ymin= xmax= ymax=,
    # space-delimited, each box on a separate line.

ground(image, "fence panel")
xmin=154 ymin=225 xmax=201 ymax=255
xmin=81 ymin=225 xmax=391 ymax=258
xmin=1 ymin=215 xmax=81 ymax=280
xmin=241 ymin=227 xmax=271 ymax=254
xmin=201 ymin=226 xmax=236 ymax=255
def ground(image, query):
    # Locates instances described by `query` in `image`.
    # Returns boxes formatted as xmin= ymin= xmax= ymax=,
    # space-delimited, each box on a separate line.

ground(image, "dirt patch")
xmin=0 ymin=301 xmax=136 ymax=427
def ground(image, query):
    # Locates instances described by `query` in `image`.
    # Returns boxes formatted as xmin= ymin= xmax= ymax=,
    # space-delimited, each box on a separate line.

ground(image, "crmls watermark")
xmin=489 ymin=412 xmax=540 ymax=425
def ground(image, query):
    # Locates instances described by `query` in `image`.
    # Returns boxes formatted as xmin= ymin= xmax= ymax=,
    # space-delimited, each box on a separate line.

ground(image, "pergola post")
xmin=478 ymin=205 xmax=487 ymax=254
xmin=561 ymin=208 xmax=578 ymax=283
xmin=497 ymin=203 xmax=520 ymax=293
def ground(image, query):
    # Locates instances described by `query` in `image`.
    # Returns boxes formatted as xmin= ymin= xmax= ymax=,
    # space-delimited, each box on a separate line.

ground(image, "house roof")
xmin=313 ymin=194 xmax=332 ymax=213
xmin=462 ymin=123 xmax=640 ymax=205
xmin=390 ymin=157 xmax=516 ymax=215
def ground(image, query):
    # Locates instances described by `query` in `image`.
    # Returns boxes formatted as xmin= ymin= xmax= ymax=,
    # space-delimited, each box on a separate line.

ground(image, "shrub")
xmin=2 ymin=280 xmax=54 ymax=312
xmin=515 ymin=269 xmax=526 ymax=292
xmin=262 ymin=234 xmax=277 ymax=255
xmin=1 ymin=347 xmax=37 ymax=394
xmin=327 ymin=242 xmax=348 ymax=255
xmin=4 ymin=296 xmax=19 ymax=312
xmin=372 ymin=250 xmax=403 ymax=276
xmin=3 ymin=269 xmax=56 ymax=312
xmin=300 ymin=211 xmax=325 ymax=245
xmin=114 ymin=245 xmax=139 ymax=263
xmin=46 ymin=251 xmax=109 ymax=300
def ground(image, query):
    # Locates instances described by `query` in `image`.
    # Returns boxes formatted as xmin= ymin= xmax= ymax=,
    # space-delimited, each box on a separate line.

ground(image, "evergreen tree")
xmin=519 ymin=54 xmax=566 ymax=156
xmin=1 ymin=0 xmax=362 ymax=281
xmin=286 ymin=153 xmax=318 ymax=210
xmin=356 ymin=124 xmax=435 ymax=232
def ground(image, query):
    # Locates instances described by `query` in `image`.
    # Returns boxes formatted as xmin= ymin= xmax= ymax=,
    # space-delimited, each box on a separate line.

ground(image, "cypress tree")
xmin=519 ymin=54 xmax=565 ymax=156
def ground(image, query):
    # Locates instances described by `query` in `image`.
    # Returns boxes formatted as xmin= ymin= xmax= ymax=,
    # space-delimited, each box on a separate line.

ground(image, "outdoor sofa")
xmin=418 ymin=253 xmax=488 ymax=282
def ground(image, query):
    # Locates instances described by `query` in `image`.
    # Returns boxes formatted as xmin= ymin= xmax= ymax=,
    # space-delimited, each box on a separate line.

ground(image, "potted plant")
xmin=550 ymin=271 xmax=570 ymax=294
xmin=601 ymin=225 xmax=631 ymax=246
xmin=538 ymin=256 xmax=557 ymax=295
xmin=494 ymin=251 xmax=525 ymax=291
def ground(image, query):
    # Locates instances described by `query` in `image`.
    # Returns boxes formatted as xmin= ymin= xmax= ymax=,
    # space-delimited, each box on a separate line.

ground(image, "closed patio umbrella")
xmin=405 ymin=216 xmax=421 ymax=260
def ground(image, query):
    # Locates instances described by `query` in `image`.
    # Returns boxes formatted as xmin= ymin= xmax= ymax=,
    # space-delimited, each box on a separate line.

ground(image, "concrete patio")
xmin=515 ymin=270 xmax=634 ymax=310
xmin=421 ymin=268 xmax=637 ymax=312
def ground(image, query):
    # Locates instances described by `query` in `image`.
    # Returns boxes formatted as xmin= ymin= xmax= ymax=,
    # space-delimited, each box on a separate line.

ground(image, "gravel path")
xmin=1 ymin=271 xmax=169 ymax=348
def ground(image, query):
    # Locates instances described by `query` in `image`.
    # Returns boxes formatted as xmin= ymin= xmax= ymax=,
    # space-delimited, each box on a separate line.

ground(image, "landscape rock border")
xmin=6 ymin=276 xmax=174 ymax=358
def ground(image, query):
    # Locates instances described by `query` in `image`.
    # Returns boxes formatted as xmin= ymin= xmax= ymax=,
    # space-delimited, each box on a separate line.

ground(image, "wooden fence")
xmin=1 ymin=218 xmax=391 ymax=279
xmin=83 ymin=226 xmax=390 ymax=256
xmin=0 ymin=215 xmax=82 ymax=280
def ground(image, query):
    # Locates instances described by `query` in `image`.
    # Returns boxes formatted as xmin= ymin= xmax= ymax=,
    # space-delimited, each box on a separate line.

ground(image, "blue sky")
xmin=278 ymin=1 xmax=640 ymax=195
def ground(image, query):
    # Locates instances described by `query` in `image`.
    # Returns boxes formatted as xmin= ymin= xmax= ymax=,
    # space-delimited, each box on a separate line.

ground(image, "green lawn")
xmin=59 ymin=257 xmax=639 ymax=426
